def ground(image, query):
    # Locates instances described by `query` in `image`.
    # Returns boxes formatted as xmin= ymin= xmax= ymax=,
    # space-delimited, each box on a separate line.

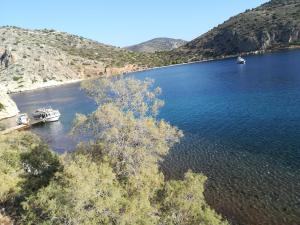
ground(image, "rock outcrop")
xmin=0 ymin=48 xmax=14 ymax=68
xmin=0 ymin=85 xmax=19 ymax=120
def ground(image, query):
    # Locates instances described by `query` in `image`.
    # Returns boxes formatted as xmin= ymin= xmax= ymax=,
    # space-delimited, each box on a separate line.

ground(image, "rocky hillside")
xmin=3 ymin=0 xmax=298 ymax=93
xmin=0 ymin=85 xmax=18 ymax=120
xmin=170 ymin=0 xmax=300 ymax=63
xmin=125 ymin=38 xmax=187 ymax=53
xmin=0 ymin=26 xmax=169 ymax=93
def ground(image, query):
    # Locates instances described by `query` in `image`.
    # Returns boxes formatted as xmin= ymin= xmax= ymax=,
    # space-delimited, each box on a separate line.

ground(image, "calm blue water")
xmin=11 ymin=50 xmax=300 ymax=225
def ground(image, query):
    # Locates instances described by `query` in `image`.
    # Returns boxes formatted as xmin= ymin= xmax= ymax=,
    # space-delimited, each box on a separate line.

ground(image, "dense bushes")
xmin=0 ymin=132 xmax=60 ymax=203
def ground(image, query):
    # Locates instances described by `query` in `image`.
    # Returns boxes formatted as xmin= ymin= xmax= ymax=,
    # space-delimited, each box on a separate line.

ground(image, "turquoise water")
xmin=11 ymin=50 xmax=300 ymax=225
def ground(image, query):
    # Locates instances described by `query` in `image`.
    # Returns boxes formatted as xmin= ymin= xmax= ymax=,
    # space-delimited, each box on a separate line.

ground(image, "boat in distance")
xmin=237 ymin=56 xmax=246 ymax=64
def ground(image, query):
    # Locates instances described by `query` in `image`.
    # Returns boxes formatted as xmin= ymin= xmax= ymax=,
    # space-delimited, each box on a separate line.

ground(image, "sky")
xmin=1 ymin=0 xmax=269 ymax=47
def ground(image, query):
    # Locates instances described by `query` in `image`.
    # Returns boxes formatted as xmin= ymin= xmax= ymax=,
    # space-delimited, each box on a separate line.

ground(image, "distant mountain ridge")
xmin=125 ymin=38 xmax=187 ymax=53
xmin=169 ymin=0 xmax=300 ymax=63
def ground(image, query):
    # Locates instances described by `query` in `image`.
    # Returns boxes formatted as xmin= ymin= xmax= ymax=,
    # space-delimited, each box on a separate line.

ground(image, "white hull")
xmin=45 ymin=116 xmax=60 ymax=122
xmin=32 ymin=107 xmax=61 ymax=123
xmin=237 ymin=56 xmax=246 ymax=64
xmin=43 ymin=115 xmax=60 ymax=122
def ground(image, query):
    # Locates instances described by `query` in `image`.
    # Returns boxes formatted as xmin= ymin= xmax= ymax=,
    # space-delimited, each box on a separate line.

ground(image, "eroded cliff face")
xmin=197 ymin=27 xmax=300 ymax=57
xmin=0 ymin=85 xmax=19 ymax=120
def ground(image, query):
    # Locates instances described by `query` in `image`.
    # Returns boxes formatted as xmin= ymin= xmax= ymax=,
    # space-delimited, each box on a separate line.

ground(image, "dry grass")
xmin=0 ymin=213 xmax=13 ymax=225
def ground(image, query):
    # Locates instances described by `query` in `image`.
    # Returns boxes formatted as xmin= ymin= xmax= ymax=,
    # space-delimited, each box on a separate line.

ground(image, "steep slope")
xmin=125 ymin=38 xmax=187 ymax=53
xmin=171 ymin=0 xmax=300 ymax=62
xmin=0 ymin=85 xmax=19 ymax=120
xmin=0 ymin=26 xmax=168 ymax=93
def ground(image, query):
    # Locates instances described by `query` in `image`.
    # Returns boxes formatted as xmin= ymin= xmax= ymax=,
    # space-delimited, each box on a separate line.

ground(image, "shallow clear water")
xmin=11 ymin=50 xmax=300 ymax=225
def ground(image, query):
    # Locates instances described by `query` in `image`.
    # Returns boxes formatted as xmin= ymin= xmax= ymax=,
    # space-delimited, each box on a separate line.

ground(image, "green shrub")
xmin=0 ymin=123 xmax=5 ymax=131
xmin=12 ymin=76 xmax=22 ymax=81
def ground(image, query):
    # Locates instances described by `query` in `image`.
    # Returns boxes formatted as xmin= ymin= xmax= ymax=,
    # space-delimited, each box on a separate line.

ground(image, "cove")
xmin=11 ymin=49 xmax=300 ymax=225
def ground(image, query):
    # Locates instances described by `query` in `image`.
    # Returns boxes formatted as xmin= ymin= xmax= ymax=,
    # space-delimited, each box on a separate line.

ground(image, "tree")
xmin=20 ymin=154 xmax=229 ymax=225
xmin=69 ymin=76 xmax=228 ymax=225
xmin=159 ymin=171 xmax=229 ymax=225
xmin=71 ymin=103 xmax=182 ymax=179
xmin=2 ymin=76 xmax=229 ymax=225
xmin=22 ymin=154 xmax=123 ymax=225
xmin=20 ymin=142 xmax=61 ymax=195
xmin=0 ymin=132 xmax=61 ymax=222
xmin=81 ymin=76 xmax=164 ymax=118
xmin=73 ymin=76 xmax=182 ymax=179
xmin=22 ymin=153 xmax=161 ymax=225
xmin=0 ymin=132 xmax=44 ymax=202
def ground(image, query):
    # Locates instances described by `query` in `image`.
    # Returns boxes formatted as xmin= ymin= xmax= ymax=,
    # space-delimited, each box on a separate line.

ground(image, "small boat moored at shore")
xmin=237 ymin=56 xmax=246 ymax=64
xmin=17 ymin=113 xmax=30 ymax=125
xmin=32 ymin=108 xmax=61 ymax=122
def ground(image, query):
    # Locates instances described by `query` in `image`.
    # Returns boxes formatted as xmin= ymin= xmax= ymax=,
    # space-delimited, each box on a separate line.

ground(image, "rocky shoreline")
xmin=0 ymin=85 xmax=19 ymax=120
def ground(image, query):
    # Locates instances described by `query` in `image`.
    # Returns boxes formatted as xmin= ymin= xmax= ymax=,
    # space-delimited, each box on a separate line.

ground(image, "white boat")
xmin=237 ymin=56 xmax=246 ymax=64
xmin=32 ymin=108 xmax=47 ymax=118
xmin=17 ymin=113 xmax=30 ymax=125
xmin=32 ymin=108 xmax=61 ymax=122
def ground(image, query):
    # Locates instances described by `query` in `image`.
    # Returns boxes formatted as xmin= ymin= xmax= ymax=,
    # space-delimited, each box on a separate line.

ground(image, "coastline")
xmin=0 ymin=79 xmax=82 ymax=121
xmin=134 ymin=45 xmax=300 ymax=74
xmin=9 ymin=78 xmax=83 ymax=94
xmin=8 ymin=45 xmax=300 ymax=95
xmin=2 ymin=45 xmax=300 ymax=121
